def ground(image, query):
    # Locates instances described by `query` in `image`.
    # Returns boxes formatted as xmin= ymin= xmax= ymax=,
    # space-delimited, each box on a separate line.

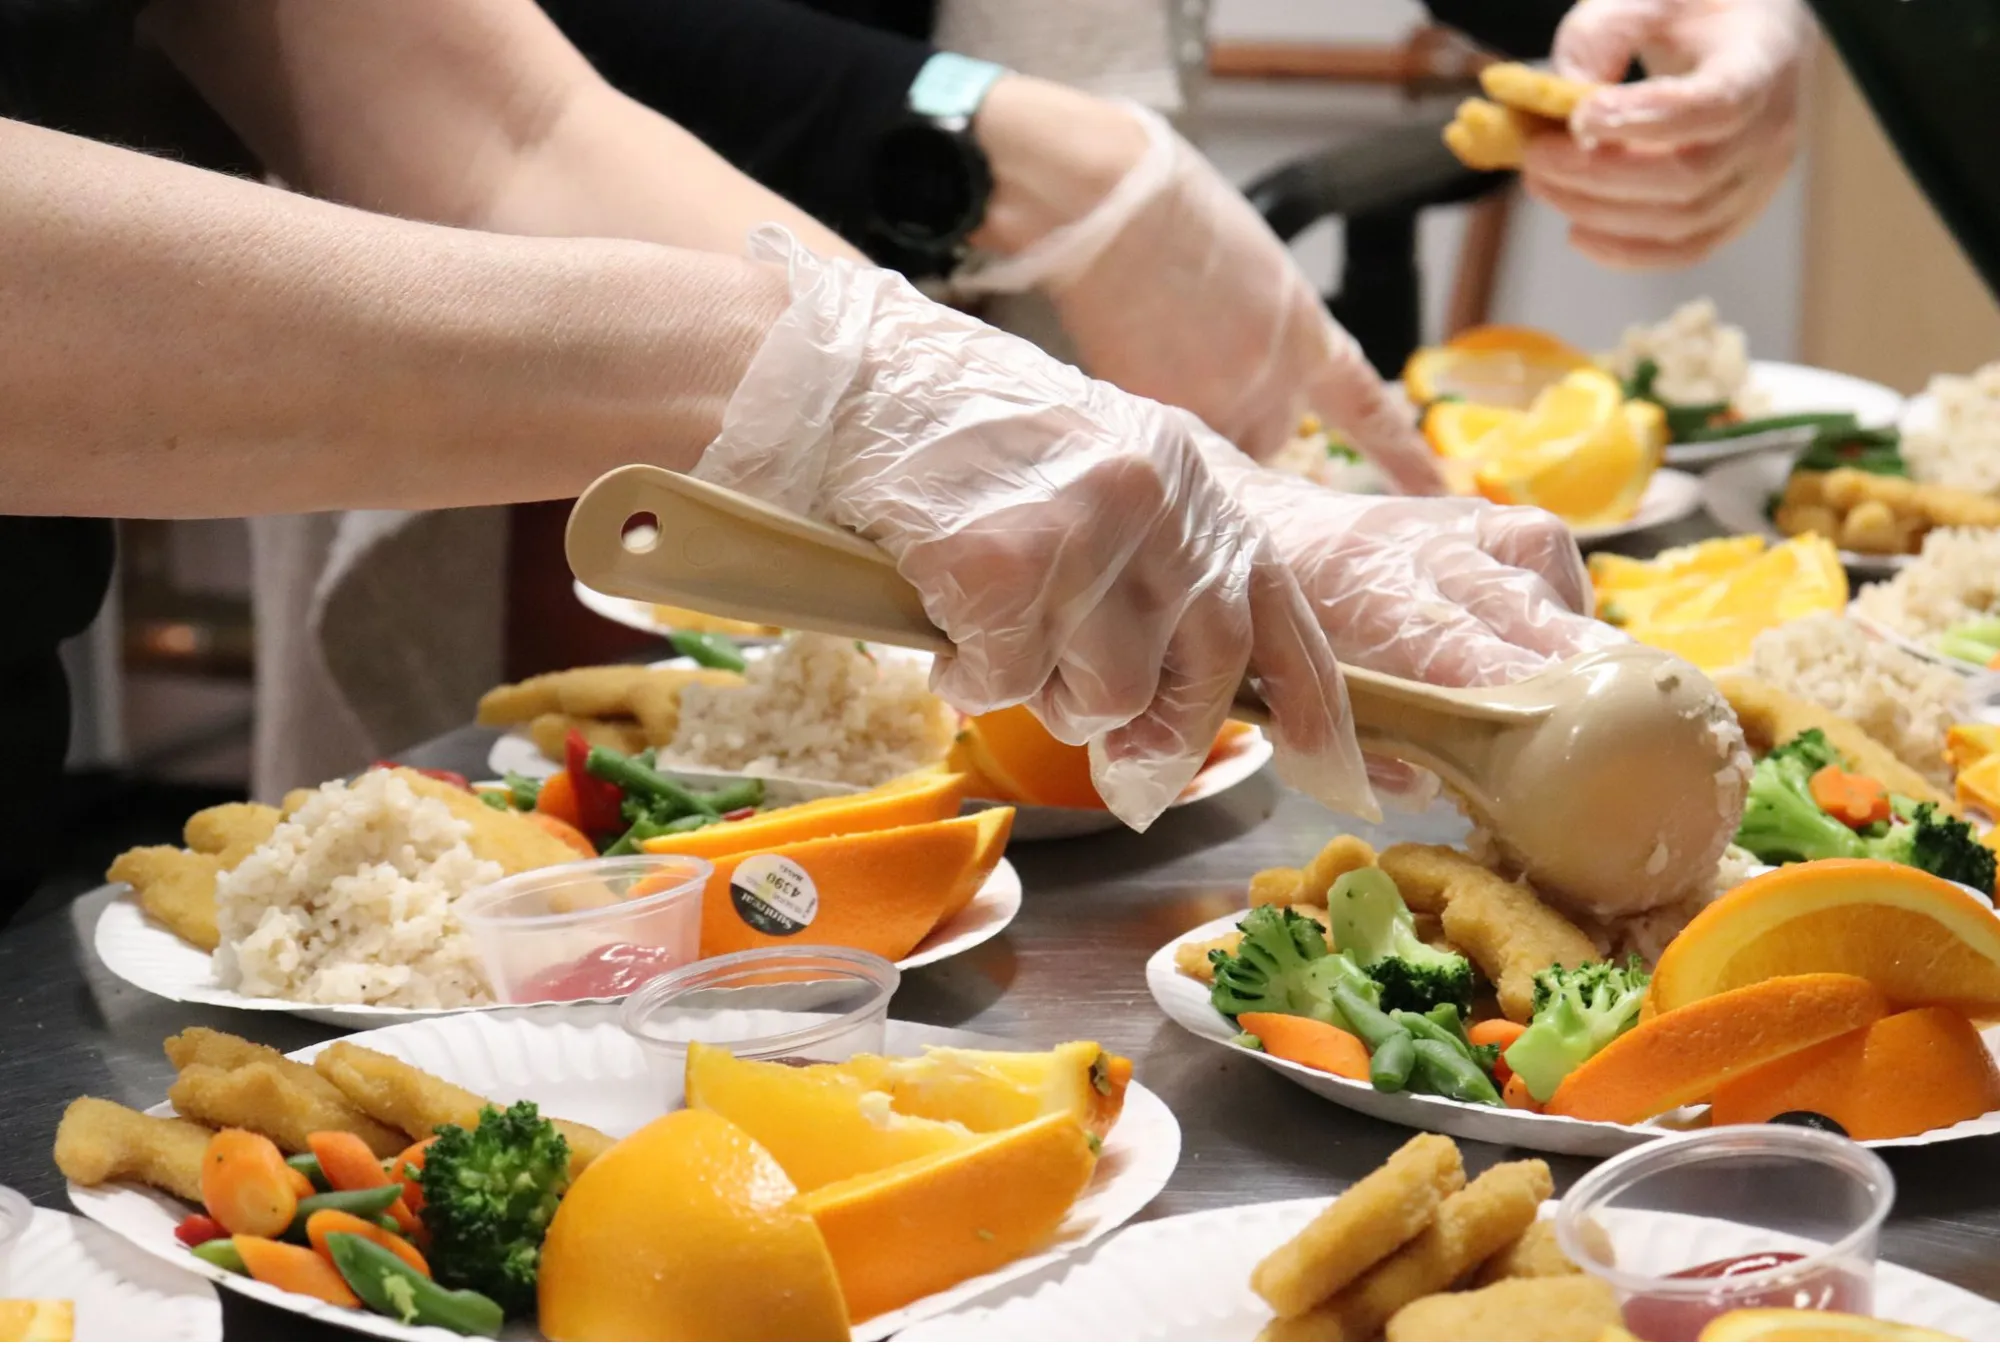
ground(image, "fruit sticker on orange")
xmin=729 ymin=855 xmax=819 ymax=937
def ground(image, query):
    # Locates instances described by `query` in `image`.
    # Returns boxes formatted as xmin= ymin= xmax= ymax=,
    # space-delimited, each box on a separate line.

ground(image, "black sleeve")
xmin=1419 ymin=0 xmax=1570 ymax=59
xmin=537 ymin=0 xmax=933 ymax=246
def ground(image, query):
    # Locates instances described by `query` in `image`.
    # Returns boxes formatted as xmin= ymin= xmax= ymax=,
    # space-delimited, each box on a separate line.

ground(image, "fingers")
xmin=1553 ymin=0 xmax=1674 ymax=82
xmin=1306 ymin=348 xmax=1446 ymax=498
xmin=1422 ymin=537 xmax=1625 ymax=671
xmin=1471 ymin=504 xmax=1595 ymax=614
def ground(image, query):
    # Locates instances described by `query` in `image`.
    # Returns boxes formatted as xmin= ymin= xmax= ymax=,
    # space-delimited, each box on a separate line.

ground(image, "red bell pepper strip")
xmin=175 ymin=1213 xmax=230 ymax=1247
xmin=564 ymin=729 xmax=626 ymax=838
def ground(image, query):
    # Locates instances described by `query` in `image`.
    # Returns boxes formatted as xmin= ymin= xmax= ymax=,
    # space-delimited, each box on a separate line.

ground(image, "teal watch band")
xmin=907 ymin=52 xmax=1007 ymax=124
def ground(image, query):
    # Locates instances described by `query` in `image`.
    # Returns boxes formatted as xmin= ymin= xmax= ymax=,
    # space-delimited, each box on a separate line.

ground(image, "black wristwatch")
xmin=865 ymin=53 xmax=1007 ymax=279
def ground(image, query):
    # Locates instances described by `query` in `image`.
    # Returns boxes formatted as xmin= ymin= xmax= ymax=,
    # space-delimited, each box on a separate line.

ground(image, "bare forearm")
xmin=0 ymin=117 xmax=787 ymax=518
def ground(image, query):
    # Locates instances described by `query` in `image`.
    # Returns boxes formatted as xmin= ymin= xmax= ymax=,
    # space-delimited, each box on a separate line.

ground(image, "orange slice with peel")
xmin=953 ymin=707 xmax=1251 ymax=810
xmin=1422 ymin=401 xmax=1523 ymax=460
xmin=643 ymin=772 xmax=967 ymax=860
xmin=1649 ymin=860 xmax=2000 ymax=1017
xmin=1403 ymin=326 xmax=1595 ymax=407
xmin=1698 ymin=1309 xmax=1961 ymax=1341
xmin=1544 ymin=973 xmax=1889 ymax=1125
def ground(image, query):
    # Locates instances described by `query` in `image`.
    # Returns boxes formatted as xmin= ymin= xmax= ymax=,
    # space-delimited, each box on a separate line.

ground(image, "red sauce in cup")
xmin=515 ymin=943 xmax=683 ymax=1002
xmin=1622 ymin=1251 xmax=1868 ymax=1341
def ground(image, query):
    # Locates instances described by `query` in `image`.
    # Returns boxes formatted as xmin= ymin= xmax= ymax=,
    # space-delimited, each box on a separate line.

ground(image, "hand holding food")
xmin=958 ymin=87 xmax=1442 ymax=493
xmin=693 ymin=226 xmax=1359 ymax=831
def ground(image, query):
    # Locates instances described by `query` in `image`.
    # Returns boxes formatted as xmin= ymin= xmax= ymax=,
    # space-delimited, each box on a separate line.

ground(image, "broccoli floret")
xmin=1733 ymin=733 xmax=1869 ymax=865
xmin=1326 ymin=867 xmax=1474 ymax=1016
xmin=420 ymin=1101 xmax=570 ymax=1316
xmin=1866 ymin=800 xmax=1998 ymax=896
xmin=1505 ymin=957 xmax=1652 ymax=1103
xmin=1209 ymin=905 xmax=1379 ymax=1030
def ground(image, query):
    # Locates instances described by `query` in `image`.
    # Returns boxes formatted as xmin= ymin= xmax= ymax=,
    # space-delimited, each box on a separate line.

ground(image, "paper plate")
xmin=1147 ymin=908 xmax=2000 ymax=1157
xmin=489 ymin=717 xmax=1275 ymax=844
xmin=1848 ymin=603 xmax=1997 ymax=682
xmin=571 ymin=579 xmax=783 ymax=644
xmin=90 ymin=858 xmax=1020 ymax=1031
xmin=0 ymin=1207 xmax=221 ymax=1342
xmin=1569 ymin=468 xmax=1703 ymax=546
xmin=68 ymin=1007 xmax=1179 ymax=1342
xmin=900 ymin=1198 xmax=2000 ymax=1341
xmin=1700 ymin=449 xmax=1914 ymax=578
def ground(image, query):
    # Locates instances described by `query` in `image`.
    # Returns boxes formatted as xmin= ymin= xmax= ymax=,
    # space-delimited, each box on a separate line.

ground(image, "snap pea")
xmin=284 ymin=1152 xmax=326 ymax=1191
xmin=669 ymin=631 xmax=748 ymax=673
xmin=324 ymin=1231 xmax=505 ymax=1338
xmin=285 ymin=1183 xmax=405 ymax=1241
xmin=584 ymin=747 xmax=713 ymax=819
xmin=191 ymin=1238 xmax=246 ymax=1275
xmin=1369 ymin=1032 xmax=1415 ymax=1093
xmin=1408 ymin=1038 xmax=1504 ymax=1105
xmin=695 ymin=779 xmax=764 ymax=815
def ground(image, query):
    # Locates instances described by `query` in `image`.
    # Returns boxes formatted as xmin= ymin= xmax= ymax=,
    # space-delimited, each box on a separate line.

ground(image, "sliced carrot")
xmin=526 ymin=812 xmax=596 ymax=857
xmin=306 ymin=1131 xmax=390 ymax=1192
xmin=305 ymin=1209 xmax=431 ymax=1279
xmin=391 ymin=1138 xmax=432 ymax=1217
xmin=1809 ymin=765 xmax=1891 ymax=830
xmin=535 ymin=770 xmax=581 ymax=829
xmin=284 ymin=1167 xmax=316 ymax=1201
xmin=1503 ymin=1073 xmax=1542 ymax=1113
xmin=1470 ymin=1019 xmax=1529 ymax=1085
xmin=200 ymin=1130 xmax=298 ymax=1239
xmin=234 ymin=1234 xmax=361 ymax=1309
xmin=1236 ymin=1013 xmax=1370 ymax=1081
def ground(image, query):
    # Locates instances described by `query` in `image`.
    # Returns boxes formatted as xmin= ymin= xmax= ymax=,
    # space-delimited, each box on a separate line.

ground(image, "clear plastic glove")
xmin=1524 ymin=0 xmax=1807 ymax=269
xmin=695 ymin=225 xmax=1371 ymax=830
xmin=1200 ymin=441 xmax=1627 ymax=798
xmin=959 ymin=94 xmax=1443 ymax=496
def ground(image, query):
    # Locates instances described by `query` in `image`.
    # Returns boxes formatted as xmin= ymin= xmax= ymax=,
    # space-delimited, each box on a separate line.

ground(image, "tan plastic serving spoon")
xmin=569 ymin=465 xmax=1749 ymax=920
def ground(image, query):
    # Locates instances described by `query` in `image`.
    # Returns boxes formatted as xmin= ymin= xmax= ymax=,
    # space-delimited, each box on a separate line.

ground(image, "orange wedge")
xmin=1422 ymin=401 xmax=1523 ymax=460
xmin=1699 ymin=1310 xmax=1961 ymax=1341
xmin=1711 ymin=1007 xmax=2000 ymax=1139
xmin=1589 ymin=535 xmax=1769 ymax=594
xmin=1470 ymin=372 xmax=1664 ymax=526
xmin=796 ymin=1112 xmax=1097 ymax=1323
xmin=644 ymin=772 xmax=967 ymax=860
xmin=845 ymin=1042 xmax=1134 ymax=1140
xmin=1545 ymin=974 xmax=1889 ymax=1125
xmin=1403 ymin=326 xmax=1595 ymax=408
xmin=698 ymin=807 xmax=1015 ymax=961
xmin=1648 ymin=860 xmax=2000 ymax=1016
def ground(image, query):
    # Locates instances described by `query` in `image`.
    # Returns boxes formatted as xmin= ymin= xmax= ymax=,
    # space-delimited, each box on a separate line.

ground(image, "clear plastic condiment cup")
xmin=458 ymin=856 xmax=710 ymax=1004
xmin=0 ymin=1186 xmax=31 ymax=1285
xmin=1555 ymin=1125 xmax=1895 ymax=1342
xmin=620 ymin=946 xmax=899 ymax=1110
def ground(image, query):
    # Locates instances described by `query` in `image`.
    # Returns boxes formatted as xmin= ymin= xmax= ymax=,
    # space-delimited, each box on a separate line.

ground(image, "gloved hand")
xmin=959 ymin=84 xmax=1443 ymax=495
xmin=696 ymin=225 xmax=1371 ymax=830
xmin=1524 ymin=0 xmax=1807 ymax=269
xmin=1199 ymin=440 xmax=1626 ymax=796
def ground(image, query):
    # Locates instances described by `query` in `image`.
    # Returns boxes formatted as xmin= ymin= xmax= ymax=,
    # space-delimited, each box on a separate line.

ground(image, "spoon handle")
xmin=566 ymin=466 xmax=1532 ymax=758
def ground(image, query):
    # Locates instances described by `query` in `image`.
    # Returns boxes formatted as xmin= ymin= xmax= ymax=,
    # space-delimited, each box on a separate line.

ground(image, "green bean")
xmin=603 ymin=811 xmax=712 ymax=856
xmin=695 ymin=779 xmax=765 ymax=814
xmin=503 ymin=771 xmax=541 ymax=811
xmin=191 ymin=1238 xmax=246 ymax=1275
xmin=584 ymin=747 xmax=712 ymax=818
xmin=1680 ymin=411 xmax=1858 ymax=444
xmin=669 ymin=631 xmax=748 ymax=672
xmin=1332 ymin=986 xmax=1405 ymax=1050
xmin=476 ymin=789 xmax=511 ymax=811
xmin=1409 ymin=1038 xmax=1503 ymax=1105
xmin=1369 ymin=1032 xmax=1415 ymax=1093
xmin=285 ymin=1183 xmax=404 ymax=1241
xmin=284 ymin=1152 xmax=326 ymax=1191
xmin=325 ymin=1232 xmax=505 ymax=1337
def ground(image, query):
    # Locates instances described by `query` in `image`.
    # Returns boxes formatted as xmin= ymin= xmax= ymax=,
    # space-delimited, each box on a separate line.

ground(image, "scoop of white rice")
xmin=1904 ymin=362 xmax=2000 ymax=494
xmin=664 ymin=633 xmax=958 ymax=786
xmin=1599 ymin=298 xmax=1765 ymax=410
xmin=212 ymin=768 xmax=499 ymax=1008
xmin=1741 ymin=612 xmax=1966 ymax=785
xmin=1851 ymin=527 xmax=2000 ymax=640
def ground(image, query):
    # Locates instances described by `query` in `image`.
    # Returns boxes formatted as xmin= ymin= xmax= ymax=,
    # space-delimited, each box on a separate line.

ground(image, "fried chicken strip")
xmin=316 ymin=1043 xmax=613 ymax=1175
xmin=1252 ymin=1134 xmax=1464 ymax=1317
xmin=182 ymin=802 xmax=281 ymax=866
xmin=526 ymin=712 xmax=647 ymax=763
xmin=1386 ymin=1274 xmax=1625 ymax=1341
xmin=1716 ymin=674 xmax=1950 ymax=808
xmin=168 ymin=1062 xmax=409 ymax=1158
xmin=164 ymin=1028 xmax=355 ymax=1111
xmin=1271 ymin=1160 xmax=1554 ymax=1341
xmin=1302 ymin=836 xmax=1378 ymax=909
xmin=390 ymin=769 xmax=584 ymax=873
xmin=1470 ymin=1217 xmax=1578 ymax=1285
xmin=105 ymin=846 xmax=221 ymax=952
xmin=53 ymin=1098 xmax=211 ymax=1204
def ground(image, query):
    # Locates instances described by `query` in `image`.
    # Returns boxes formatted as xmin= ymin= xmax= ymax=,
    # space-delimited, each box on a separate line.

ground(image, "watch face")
xmin=869 ymin=119 xmax=990 ymax=252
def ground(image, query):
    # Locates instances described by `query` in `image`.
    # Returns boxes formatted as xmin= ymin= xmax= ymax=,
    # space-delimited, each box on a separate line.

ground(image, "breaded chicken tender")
xmin=106 ymin=846 xmax=221 ymax=952
xmin=1385 ymin=1274 xmax=1625 ymax=1341
xmin=182 ymin=802 xmax=281 ymax=866
xmin=1302 ymin=837 xmax=1378 ymax=909
xmin=168 ymin=1062 xmax=410 ymax=1158
xmin=316 ymin=1043 xmax=612 ymax=1176
xmin=1382 ymin=846 xmax=1598 ymax=1022
xmin=54 ymin=1098 xmax=211 ymax=1204
xmin=1479 ymin=62 xmax=1595 ymax=120
xmin=1252 ymin=1134 xmax=1464 ymax=1317
xmin=1716 ymin=674 xmax=1950 ymax=811
xmin=1443 ymin=98 xmax=1534 ymax=171
xmin=627 ymin=667 xmax=743 ymax=746
xmin=1248 ymin=867 xmax=1308 ymax=911
xmin=526 ymin=712 xmax=646 ymax=762
xmin=164 ymin=1028 xmax=356 ymax=1111
xmin=390 ymin=768 xmax=584 ymax=873
xmin=1471 ymin=1217 xmax=1578 ymax=1285
xmin=1275 ymin=1160 xmax=1554 ymax=1341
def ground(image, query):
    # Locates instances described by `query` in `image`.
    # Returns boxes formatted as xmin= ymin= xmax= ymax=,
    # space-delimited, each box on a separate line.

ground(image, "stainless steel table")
xmin=10 ymin=526 xmax=2000 ymax=1337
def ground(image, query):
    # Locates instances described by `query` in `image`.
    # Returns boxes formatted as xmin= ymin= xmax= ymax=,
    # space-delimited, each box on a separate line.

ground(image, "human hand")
xmin=961 ymin=77 xmax=1443 ymax=495
xmin=695 ymin=226 xmax=1374 ymax=829
xmin=1524 ymin=0 xmax=1807 ymax=268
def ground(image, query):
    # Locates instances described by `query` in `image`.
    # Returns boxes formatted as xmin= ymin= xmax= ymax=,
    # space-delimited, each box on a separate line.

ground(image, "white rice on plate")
xmin=1741 ymin=611 xmax=1966 ymax=786
xmin=211 ymin=769 xmax=498 ymax=1008
xmin=665 ymin=632 xmax=959 ymax=786
xmin=1905 ymin=362 xmax=2000 ymax=494
xmin=1851 ymin=527 xmax=2000 ymax=640
xmin=1599 ymin=298 xmax=1766 ymax=411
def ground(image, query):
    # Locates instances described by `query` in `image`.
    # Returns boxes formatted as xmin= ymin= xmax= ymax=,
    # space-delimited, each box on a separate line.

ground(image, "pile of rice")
xmin=1851 ymin=527 xmax=2000 ymax=640
xmin=1742 ymin=612 xmax=1965 ymax=785
xmin=1599 ymin=298 xmax=1766 ymax=410
xmin=1903 ymin=362 xmax=2000 ymax=494
xmin=212 ymin=769 xmax=498 ymax=1008
xmin=665 ymin=632 xmax=959 ymax=786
